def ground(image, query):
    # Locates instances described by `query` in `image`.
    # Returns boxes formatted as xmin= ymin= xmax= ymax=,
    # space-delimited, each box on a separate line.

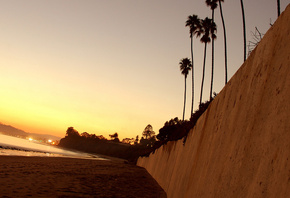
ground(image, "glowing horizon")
xmin=0 ymin=1 xmax=287 ymax=140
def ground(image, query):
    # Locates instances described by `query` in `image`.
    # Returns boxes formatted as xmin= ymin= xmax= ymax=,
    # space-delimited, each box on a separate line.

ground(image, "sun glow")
xmin=0 ymin=0 xmax=285 ymax=140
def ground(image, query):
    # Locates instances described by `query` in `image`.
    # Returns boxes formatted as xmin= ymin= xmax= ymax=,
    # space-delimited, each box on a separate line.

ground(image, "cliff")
xmin=137 ymin=4 xmax=290 ymax=198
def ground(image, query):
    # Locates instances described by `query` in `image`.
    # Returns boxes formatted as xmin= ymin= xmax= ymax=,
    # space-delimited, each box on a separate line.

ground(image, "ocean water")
xmin=0 ymin=134 xmax=106 ymax=160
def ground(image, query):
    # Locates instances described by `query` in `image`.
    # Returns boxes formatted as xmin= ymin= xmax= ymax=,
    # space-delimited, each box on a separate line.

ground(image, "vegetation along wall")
xmin=137 ymin=4 xmax=290 ymax=198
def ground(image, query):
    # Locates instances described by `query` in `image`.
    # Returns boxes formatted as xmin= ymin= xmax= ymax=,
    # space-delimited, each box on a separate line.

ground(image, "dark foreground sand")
xmin=0 ymin=156 xmax=166 ymax=198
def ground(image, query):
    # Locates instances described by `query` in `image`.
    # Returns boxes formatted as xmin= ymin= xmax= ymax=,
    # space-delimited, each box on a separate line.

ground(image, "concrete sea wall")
xmin=137 ymin=5 xmax=290 ymax=198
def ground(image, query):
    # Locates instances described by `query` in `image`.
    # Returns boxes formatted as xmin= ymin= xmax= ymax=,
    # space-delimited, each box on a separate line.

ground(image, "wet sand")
xmin=0 ymin=156 xmax=166 ymax=198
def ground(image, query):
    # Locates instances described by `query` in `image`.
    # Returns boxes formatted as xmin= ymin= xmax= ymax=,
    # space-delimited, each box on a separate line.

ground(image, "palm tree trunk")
xmin=183 ymin=76 xmax=187 ymax=121
xmin=200 ymin=43 xmax=207 ymax=105
xmin=240 ymin=0 xmax=246 ymax=62
xmin=190 ymin=35 xmax=194 ymax=116
xmin=210 ymin=9 xmax=215 ymax=100
xmin=277 ymin=0 xmax=280 ymax=17
xmin=219 ymin=0 xmax=228 ymax=84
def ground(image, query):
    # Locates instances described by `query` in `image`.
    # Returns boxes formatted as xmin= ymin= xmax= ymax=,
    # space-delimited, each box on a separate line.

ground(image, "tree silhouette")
xmin=218 ymin=0 xmax=228 ymax=84
xmin=81 ymin=132 xmax=90 ymax=138
xmin=141 ymin=125 xmax=156 ymax=147
xmin=134 ymin=135 xmax=139 ymax=145
xmin=121 ymin=138 xmax=134 ymax=144
xmin=157 ymin=117 xmax=184 ymax=142
xmin=109 ymin=132 xmax=119 ymax=142
xmin=240 ymin=0 xmax=246 ymax=62
xmin=206 ymin=0 xmax=218 ymax=100
xmin=199 ymin=17 xmax=217 ymax=105
xmin=185 ymin=15 xmax=202 ymax=116
xmin=179 ymin=58 xmax=192 ymax=120
xmin=65 ymin=127 xmax=80 ymax=138
xmin=140 ymin=136 xmax=156 ymax=147
xmin=142 ymin=124 xmax=155 ymax=139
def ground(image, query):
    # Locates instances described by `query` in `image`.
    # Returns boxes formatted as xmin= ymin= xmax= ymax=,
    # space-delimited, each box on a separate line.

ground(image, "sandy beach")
xmin=0 ymin=156 xmax=166 ymax=198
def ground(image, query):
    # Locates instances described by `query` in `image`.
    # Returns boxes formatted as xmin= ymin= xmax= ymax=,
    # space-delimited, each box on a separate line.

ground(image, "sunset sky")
xmin=0 ymin=0 xmax=288 ymax=140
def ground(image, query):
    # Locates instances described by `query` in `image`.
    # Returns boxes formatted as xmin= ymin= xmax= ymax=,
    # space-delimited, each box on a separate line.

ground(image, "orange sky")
xmin=0 ymin=0 xmax=288 ymax=140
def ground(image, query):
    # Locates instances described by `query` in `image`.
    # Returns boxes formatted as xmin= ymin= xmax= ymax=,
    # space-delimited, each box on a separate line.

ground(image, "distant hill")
xmin=0 ymin=123 xmax=61 ymax=141
xmin=0 ymin=123 xmax=28 ymax=137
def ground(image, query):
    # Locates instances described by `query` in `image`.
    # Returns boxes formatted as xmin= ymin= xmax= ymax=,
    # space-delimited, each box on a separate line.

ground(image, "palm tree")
xmin=206 ymin=0 xmax=218 ymax=100
xmin=185 ymin=15 xmax=201 ymax=116
xmin=277 ymin=0 xmax=280 ymax=17
xmin=179 ymin=58 xmax=192 ymax=120
xmin=240 ymin=0 xmax=246 ymax=62
xmin=199 ymin=17 xmax=217 ymax=105
xmin=218 ymin=0 xmax=228 ymax=84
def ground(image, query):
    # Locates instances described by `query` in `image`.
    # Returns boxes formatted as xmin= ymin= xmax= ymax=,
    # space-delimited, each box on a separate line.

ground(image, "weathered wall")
xmin=137 ymin=4 xmax=290 ymax=198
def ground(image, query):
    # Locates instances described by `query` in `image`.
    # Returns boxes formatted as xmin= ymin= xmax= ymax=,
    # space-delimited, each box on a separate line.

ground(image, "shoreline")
xmin=0 ymin=155 xmax=166 ymax=198
xmin=0 ymin=146 xmax=109 ymax=161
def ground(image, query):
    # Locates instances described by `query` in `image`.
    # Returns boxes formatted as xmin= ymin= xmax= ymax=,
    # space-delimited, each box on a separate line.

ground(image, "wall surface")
xmin=137 ymin=5 xmax=290 ymax=198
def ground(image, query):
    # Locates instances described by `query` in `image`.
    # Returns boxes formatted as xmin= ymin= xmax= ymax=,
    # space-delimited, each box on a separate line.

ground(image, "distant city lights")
xmin=26 ymin=137 xmax=57 ymax=145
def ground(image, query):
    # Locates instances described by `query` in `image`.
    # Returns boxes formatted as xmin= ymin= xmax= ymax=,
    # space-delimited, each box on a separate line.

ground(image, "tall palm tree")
xmin=206 ymin=0 xmax=218 ymax=100
xmin=179 ymin=58 xmax=192 ymax=121
xmin=218 ymin=0 xmax=228 ymax=85
xmin=277 ymin=0 xmax=280 ymax=17
xmin=185 ymin=15 xmax=201 ymax=116
xmin=240 ymin=0 xmax=246 ymax=62
xmin=199 ymin=17 xmax=217 ymax=105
